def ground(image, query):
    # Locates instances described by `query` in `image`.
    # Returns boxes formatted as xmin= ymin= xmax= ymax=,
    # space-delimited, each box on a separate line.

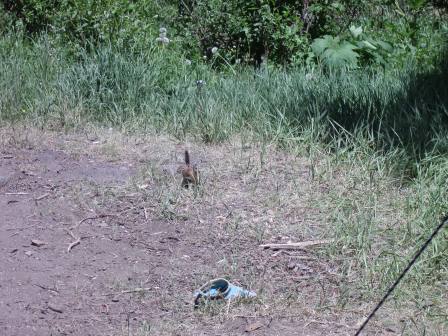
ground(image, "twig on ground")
xmin=260 ymin=239 xmax=334 ymax=250
xmin=234 ymin=314 xmax=269 ymax=319
xmin=271 ymin=250 xmax=318 ymax=260
xmin=102 ymin=287 xmax=152 ymax=296
xmin=33 ymin=283 xmax=59 ymax=293
xmin=72 ymin=213 xmax=117 ymax=230
xmin=65 ymin=229 xmax=81 ymax=252
xmin=6 ymin=224 xmax=37 ymax=232
xmin=48 ymin=303 xmax=63 ymax=313
xmin=305 ymin=319 xmax=349 ymax=329
xmin=34 ymin=193 xmax=49 ymax=201
xmin=67 ymin=237 xmax=81 ymax=252
xmin=5 ymin=192 xmax=29 ymax=195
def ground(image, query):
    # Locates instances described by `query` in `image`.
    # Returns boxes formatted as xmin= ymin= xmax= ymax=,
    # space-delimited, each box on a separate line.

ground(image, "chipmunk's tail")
xmin=184 ymin=150 xmax=190 ymax=165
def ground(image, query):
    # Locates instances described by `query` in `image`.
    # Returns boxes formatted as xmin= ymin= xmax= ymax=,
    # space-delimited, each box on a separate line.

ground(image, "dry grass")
xmin=0 ymin=124 xmax=446 ymax=335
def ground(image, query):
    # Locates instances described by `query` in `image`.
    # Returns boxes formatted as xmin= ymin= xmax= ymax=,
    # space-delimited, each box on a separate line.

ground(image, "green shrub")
xmin=1 ymin=0 xmax=446 ymax=69
xmin=1 ymin=0 xmax=58 ymax=33
xmin=176 ymin=0 xmax=369 ymax=66
xmin=311 ymin=26 xmax=393 ymax=71
xmin=50 ymin=0 xmax=175 ymax=50
xmin=0 ymin=0 xmax=178 ymax=51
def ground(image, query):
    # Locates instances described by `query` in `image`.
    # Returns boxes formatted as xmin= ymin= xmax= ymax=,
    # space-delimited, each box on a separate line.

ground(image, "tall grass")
xmin=1 ymin=34 xmax=447 ymax=155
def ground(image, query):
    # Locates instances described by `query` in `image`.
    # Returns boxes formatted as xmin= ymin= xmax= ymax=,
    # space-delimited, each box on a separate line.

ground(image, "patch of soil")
xmin=0 ymin=129 xmax=382 ymax=336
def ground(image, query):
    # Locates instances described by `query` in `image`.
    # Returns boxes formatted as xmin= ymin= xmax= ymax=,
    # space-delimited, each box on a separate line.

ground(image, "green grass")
xmin=1 ymin=33 xmax=447 ymax=153
xmin=1 ymin=33 xmax=448 ymax=332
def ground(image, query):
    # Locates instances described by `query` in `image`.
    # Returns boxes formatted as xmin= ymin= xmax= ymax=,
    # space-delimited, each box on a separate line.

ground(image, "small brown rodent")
xmin=179 ymin=150 xmax=199 ymax=188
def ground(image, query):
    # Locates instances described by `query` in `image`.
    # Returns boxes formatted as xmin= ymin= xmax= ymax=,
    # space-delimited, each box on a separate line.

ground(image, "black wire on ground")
xmin=354 ymin=214 xmax=448 ymax=336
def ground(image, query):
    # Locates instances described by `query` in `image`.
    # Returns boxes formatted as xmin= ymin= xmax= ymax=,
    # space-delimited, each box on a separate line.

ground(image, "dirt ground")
xmin=0 ymin=126 xmax=397 ymax=336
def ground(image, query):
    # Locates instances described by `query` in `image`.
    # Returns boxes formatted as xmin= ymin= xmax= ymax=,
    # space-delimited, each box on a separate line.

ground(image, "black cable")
xmin=354 ymin=214 xmax=448 ymax=336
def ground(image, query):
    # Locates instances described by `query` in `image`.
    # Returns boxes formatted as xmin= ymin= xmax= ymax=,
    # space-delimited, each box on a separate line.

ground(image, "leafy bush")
xmin=176 ymin=0 xmax=370 ymax=66
xmin=312 ymin=35 xmax=359 ymax=70
xmin=1 ymin=0 xmax=58 ymax=33
xmin=0 ymin=3 xmax=16 ymax=35
xmin=311 ymin=26 xmax=393 ymax=70
xmin=176 ymin=0 xmax=307 ymax=66
xmin=359 ymin=1 xmax=448 ymax=69
xmin=51 ymin=0 xmax=176 ymax=50
xmin=0 ymin=0 xmax=178 ymax=50
xmin=0 ymin=0 xmax=446 ymax=69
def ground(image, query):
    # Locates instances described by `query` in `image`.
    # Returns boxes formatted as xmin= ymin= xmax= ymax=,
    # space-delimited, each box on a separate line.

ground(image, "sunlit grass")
xmin=1 ymin=33 xmax=447 ymax=332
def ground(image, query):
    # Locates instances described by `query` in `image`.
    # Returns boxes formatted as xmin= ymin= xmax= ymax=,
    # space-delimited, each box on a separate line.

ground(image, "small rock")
xmin=31 ymin=239 xmax=46 ymax=247
xmin=111 ymin=297 xmax=120 ymax=302
xmin=24 ymin=251 xmax=33 ymax=257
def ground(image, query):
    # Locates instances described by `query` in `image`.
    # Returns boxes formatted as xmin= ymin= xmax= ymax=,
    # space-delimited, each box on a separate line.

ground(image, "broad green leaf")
xmin=312 ymin=35 xmax=358 ymax=69
xmin=322 ymin=41 xmax=358 ymax=68
xmin=311 ymin=35 xmax=340 ymax=56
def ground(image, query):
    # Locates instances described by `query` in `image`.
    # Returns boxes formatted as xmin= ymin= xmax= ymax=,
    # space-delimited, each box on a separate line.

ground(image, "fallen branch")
xmin=5 ymin=192 xmax=29 ymax=195
xmin=260 ymin=239 xmax=334 ymax=250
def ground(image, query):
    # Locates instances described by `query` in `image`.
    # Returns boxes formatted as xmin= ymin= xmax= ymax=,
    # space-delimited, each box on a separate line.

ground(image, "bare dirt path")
xmin=0 ymin=127 xmax=386 ymax=336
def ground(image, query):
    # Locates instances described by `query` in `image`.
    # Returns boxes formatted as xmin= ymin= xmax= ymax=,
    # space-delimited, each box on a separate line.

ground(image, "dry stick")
xmin=48 ymin=304 xmax=63 ymax=313
xmin=260 ymin=239 xmax=333 ymax=250
xmin=73 ymin=213 xmax=117 ymax=230
xmin=34 ymin=193 xmax=49 ymax=201
xmin=120 ymin=287 xmax=152 ymax=294
xmin=67 ymin=237 xmax=81 ymax=252
xmin=33 ymin=283 xmax=59 ymax=294
xmin=5 ymin=192 xmax=29 ymax=195
xmin=6 ymin=224 xmax=37 ymax=231
xmin=65 ymin=230 xmax=81 ymax=252
xmin=354 ymin=214 xmax=448 ymax=336
xmin=102 ymin=287 xmax=152 ymax=296
xmin=271 ymin=250 xmax=317 ymax=260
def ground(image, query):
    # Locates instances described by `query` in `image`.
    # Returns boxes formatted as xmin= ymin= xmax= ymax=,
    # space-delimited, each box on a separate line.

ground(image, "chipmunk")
xmin=179 ymin=150 xmax=199 ymax=188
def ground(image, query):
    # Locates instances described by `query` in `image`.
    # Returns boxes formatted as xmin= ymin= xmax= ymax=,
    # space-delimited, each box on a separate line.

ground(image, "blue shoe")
xmin=194 ymin=278 xmax=256 ymax=307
